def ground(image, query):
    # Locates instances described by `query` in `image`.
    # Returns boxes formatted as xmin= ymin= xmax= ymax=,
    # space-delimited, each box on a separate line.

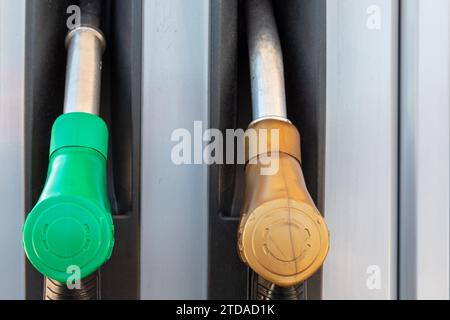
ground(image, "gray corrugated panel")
xmin=140 ymin=0 xmax=209 ymax=299
xmin=323 ymin=0 xmax=399 ymax=299
xmin=399 ymin=0 xmax=450 ymax=300
xmin=0 ymin=0 xmax=26 ymax=300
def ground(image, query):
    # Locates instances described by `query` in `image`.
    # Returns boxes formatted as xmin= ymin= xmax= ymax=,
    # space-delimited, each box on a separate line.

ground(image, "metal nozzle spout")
xmin=246 ymin=0 xmax=287 ymax=122
xmin=63 ymin=26 xmax=105 ymax=115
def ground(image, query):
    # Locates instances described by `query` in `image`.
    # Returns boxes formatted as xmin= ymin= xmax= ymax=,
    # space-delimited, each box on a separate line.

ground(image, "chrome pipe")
xmin=246 ymin=0 xmax=287 ymax=122
xmin=63 ymin=26 xmax=105 ymax=115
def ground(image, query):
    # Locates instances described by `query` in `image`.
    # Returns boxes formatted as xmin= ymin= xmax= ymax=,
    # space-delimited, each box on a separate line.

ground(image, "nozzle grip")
xmin=238 ymin=120 xmax=329 ymax=287
xmin=23 ymin=113 xmax=114 ymax=283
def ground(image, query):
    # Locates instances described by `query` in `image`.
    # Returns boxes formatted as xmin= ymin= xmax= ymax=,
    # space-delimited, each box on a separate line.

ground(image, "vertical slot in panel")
xmin=24 ymin=0 xmax=142 ymax=299
xmin=208 ymin=0 xmax=327 ymax=299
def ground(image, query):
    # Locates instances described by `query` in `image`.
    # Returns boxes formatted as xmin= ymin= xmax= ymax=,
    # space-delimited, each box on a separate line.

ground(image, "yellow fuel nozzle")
xmin=240 ymin=0 xmax=329 ymax=287
xmin=237 ymin=119 xmax=329 ymax=287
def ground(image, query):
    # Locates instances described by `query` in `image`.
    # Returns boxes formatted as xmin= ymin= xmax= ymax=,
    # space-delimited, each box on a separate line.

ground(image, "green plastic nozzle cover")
xmin=23 ymin=112 xmax=115 ymax=283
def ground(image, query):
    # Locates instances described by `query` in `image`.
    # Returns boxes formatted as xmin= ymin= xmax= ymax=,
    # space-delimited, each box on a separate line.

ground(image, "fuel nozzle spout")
xmin=238 ymin=0 xmax=329 ymax=288
xmin=63 ymin=25 xmax=105 ymax=115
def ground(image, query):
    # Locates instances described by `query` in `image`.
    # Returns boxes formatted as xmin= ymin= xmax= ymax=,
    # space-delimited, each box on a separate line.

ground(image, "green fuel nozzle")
xmin=23 ymin=113 xmax=114 ymax=283
xmin=23 ymin=16 xmax=114 ymax=285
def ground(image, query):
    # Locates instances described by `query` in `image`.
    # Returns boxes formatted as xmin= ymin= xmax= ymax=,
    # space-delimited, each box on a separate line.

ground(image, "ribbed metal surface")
xmin=44 ymin=273 xmax=99 ymax=300
xmin=251 ymin=275 xmax=305 ymax=300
